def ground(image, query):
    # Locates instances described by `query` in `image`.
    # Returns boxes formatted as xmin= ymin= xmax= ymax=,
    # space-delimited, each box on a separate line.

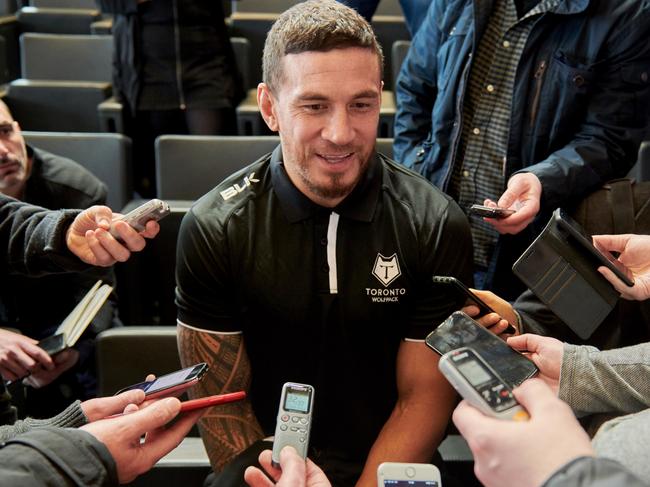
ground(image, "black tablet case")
xmin=512 ymin=209 xmax=619 ymax=339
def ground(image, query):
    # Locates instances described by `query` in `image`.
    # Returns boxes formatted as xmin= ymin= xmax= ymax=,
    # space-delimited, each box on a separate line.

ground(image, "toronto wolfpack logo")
xmin=372 ymin=253 xmax=401 ymax=287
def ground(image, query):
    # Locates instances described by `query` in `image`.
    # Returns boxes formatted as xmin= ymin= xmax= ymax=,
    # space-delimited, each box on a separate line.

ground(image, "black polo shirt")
xmin=176 ymin=145 xmax=473 ymax=462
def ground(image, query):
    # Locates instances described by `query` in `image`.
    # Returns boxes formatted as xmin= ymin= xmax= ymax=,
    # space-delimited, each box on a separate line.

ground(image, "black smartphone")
xmin=425 ymin=312 xmax=537 ymax=389
xmin=115 ymin=363 xmax=209 ymax=398
xmin=432 ymin=276 xmax=516 ymax=334
xmin=469 ymin=204 xmax=516 ymax=219
xmin=555 ymin=209 xmax=634 ymax=287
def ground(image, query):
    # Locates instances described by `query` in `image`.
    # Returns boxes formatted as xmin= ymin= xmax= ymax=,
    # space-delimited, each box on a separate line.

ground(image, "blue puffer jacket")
xmin=394 ymin=0 xmax=650 ymax=213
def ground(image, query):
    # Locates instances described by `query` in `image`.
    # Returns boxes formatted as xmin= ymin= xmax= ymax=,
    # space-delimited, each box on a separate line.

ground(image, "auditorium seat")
xmin=17 ymin=6 xmax=101 ymax=34
xmin=114 ymin=200 xmax=192 ymax=327
xmin=4 ymin=32 xmax=113 ymax=132
xmin=20 ymin=32 xmax=112 ymax=81
xmin=629 ymin=141 xmax=650 ymax=182
xmin=0 ymin=14 xmax=19 ymax=83
xmin=31 ymin=0 xmax=98 ymax=8
xmin=155 ymin=135 xmax=280 ymax=200
xmin=23 ymin=131 xmax=133 ymax=209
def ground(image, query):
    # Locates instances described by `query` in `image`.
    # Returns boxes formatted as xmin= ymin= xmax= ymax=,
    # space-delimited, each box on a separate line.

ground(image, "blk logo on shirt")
xmin=372 ymin=253 xmax=401 ymax=287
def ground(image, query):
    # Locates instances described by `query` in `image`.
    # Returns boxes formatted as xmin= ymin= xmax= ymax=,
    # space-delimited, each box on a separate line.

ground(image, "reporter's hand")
xmin=452 ymin=379 xmax=593 ymax=487
xmin=507 ymin=334 xmax=563 ymax=393
xmin=80 ymin=396 xmax=203 ymax=484
xmin=23 ymin=348 xmax=78 ymax=388
xmin=244 ymin=447 xmax=331 ymax=487
xmin=484 ymin=173 xmax=542 ymax=235
xmin=461 ymin=290 xmax=519 ymax=337
xmin=80 ymin=389 xmax=146 ymax=422
xmin=592 ymin=234 xmax=650 ymax=301
xmin=66 ymin=205 xmax=160 ymax=267
xmin=0 ymin=328 xmax=54 ymax=381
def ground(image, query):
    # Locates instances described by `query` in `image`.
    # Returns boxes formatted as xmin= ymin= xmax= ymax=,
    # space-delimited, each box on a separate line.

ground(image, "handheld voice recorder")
xmin=439 ymin=347 xmax=529 ymax=421
xmin=271 ymin=382 xmax=314 ymax=468
xmin=110 ymin=198 xmax=170 ymax=237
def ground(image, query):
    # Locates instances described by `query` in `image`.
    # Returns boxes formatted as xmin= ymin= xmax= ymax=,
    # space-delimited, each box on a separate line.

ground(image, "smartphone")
xmin=110 ymin=198 xmax=171 ymax=237
xmin=469 ymin=204 xmax=516 ymax=219
xmin=426 ymin=311 xmax=537 ymax=389
xmin=439 ymin=347 xmax=529 ymax=421
xmin=555 ymin=209 xmax=634 ymax=287
xmin=179 ymin=391 xmax=246 ymax=413
xmin=115 ymin=363 xmax=208 ymax=398
xmin=377 ymin=462 xmax=441 ymax=487
xmin=271 ymin=382 xmax=314 ymax=468
xmin=432 ymin=276 xmax=516 ymax=334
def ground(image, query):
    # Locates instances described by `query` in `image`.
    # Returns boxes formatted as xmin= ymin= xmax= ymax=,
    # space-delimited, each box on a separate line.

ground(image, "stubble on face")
xmin=271 ymin=48 xmax=381 ymax=208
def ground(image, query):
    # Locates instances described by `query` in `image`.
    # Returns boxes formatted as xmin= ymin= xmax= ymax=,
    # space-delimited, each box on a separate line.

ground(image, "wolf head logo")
xmin=372 ymin=253 xmax=401 ymax=287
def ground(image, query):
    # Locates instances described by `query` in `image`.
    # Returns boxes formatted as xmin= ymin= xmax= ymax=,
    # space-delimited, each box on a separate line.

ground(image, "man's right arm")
xmin=177 ymin=323 xmax=264 ymax=471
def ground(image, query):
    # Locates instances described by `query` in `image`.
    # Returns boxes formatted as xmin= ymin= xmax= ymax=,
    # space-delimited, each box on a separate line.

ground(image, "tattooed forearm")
xmin=177 ymin=323 xmax=264 ymax=471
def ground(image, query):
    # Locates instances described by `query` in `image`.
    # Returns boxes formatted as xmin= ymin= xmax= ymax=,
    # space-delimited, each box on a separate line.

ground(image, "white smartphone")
xmin=271 ymin=382 xmax=314 ymax=468
xmin=439 ymin=347 xmax=529 ymax=421
xmin=377 ymin=462 xmax=441 ymax=487
xmin=110 ymin=198 xmax=170 ymax=237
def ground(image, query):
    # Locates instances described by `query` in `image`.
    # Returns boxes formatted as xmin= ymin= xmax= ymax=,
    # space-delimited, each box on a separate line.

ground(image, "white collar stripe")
xmin=327 ymin=212 xmax=340 ymax=294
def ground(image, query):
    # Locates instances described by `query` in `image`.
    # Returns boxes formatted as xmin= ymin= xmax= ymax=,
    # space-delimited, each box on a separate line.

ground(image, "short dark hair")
xmin=262 ymin=0 xmax=384 ymax=93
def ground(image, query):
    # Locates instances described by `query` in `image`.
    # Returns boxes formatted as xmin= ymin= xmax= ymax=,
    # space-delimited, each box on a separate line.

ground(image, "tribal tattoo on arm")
xmin=177 ymin=324 xmax=264 ymax=471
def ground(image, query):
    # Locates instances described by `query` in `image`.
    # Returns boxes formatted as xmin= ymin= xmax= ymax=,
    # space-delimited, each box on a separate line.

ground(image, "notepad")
xmin=38 ymin=280 xmax=113 ymax=355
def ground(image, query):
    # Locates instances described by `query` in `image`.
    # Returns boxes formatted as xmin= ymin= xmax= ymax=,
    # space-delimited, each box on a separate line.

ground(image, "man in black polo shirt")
xmin=175 ymin=2 xmax=473 ymax=486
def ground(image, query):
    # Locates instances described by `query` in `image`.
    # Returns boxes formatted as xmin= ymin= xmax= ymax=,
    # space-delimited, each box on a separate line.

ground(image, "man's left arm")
xmin=354 ymin=341 xmax=456 ymax=487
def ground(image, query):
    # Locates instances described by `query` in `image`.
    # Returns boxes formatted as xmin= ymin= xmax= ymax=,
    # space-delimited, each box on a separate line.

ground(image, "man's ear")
xmin=258 ymin=83 xmax=279 ymax=132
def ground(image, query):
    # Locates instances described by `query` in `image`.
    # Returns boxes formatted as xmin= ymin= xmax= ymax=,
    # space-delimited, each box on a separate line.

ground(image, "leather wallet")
xmin=512 ymin=208 xmax=620 ymax=339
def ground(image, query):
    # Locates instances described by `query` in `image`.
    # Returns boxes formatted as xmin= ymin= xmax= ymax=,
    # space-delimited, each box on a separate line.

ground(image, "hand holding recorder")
xmin=66 ymin=204 xmax=160 ymax=267
xmin=453 ymin=378 xmax=594 ymax=487
xmin=244 ymin=447 xmax=331 ymax=487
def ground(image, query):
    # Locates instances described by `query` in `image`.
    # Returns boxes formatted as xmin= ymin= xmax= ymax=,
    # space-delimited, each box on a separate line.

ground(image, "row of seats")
xmin=3 ymin=32 xmax=411 ymax=136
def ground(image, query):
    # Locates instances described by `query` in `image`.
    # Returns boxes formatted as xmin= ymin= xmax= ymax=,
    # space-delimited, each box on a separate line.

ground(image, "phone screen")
xmin=119 ymin=363 xmax=207 ymax=395
xmin=426 ymin=312 xmax=537 ymax=389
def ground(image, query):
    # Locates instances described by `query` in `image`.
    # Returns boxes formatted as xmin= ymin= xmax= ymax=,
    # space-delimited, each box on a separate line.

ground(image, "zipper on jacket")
xmin=172 ymin=0 xmax=187 ymax=110
xmin=444 ymin=53 xmax=473 ymax=191
xmin=529 ymin=60 xmax=547 ymax=129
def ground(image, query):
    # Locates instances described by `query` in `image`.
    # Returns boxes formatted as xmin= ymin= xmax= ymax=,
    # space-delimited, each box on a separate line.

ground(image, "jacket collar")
xmin=549 ymin=0 xmax=590 ymax=15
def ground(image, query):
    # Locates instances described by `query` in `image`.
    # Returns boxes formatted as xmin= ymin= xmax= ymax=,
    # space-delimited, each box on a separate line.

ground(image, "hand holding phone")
xmin=426 ymin=312 xmax=538 ymax=389
xmin=439 ymin=347 xmax=529 ymax=421
xmin=110 ymin=199 xmax=170 ymax=238
xmin=469 ymin=204 xmax=516 ymax=219
xmin=432 ymin=276 xmax=516 ymax=334
xmin=377 ymin=462 xmax=441 ymax=487
xmin=115 ymin=363 xmax=208 ymax=399
xmin=271 ymin=382 xmax=314 ymax=468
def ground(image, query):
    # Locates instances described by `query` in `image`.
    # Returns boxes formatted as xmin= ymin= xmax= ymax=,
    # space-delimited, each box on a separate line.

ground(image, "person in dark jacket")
xmin=98 ymin=0 xmax=245 ymax=196
xmin=0 ymin=101 xmax=119 ymax=419
xmin=393 ymin=0 xmax=650 ymax=299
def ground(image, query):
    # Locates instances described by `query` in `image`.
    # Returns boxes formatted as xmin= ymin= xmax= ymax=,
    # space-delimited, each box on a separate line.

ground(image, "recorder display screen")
xmin=457 ymin=359 xmax=492 ymax=386
xmin=284 ymin=388 xmax=311 ymax=413
xmin=383 ymin=481 xmax=438 ymax=487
